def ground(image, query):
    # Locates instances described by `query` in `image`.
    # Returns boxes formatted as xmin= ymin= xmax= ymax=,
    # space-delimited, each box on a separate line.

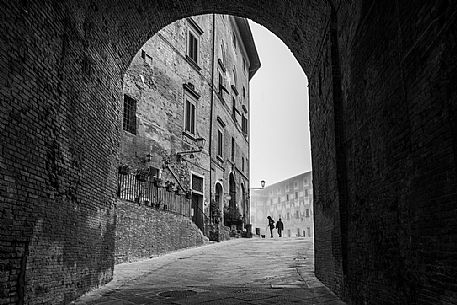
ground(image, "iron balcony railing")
xmin=117 ymin=173 xmax=191 ymax=218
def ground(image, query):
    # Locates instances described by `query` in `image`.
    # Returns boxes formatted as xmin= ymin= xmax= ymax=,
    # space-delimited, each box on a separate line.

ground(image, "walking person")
xmin=267 ymin=216 xmax=275 ymax=238
xmin=276 ymin=218 xmax=284 ymax=237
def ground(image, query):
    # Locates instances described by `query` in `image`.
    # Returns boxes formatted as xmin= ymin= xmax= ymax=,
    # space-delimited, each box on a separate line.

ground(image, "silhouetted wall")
xmin=1 ymin=1 xmax=456 ymax=304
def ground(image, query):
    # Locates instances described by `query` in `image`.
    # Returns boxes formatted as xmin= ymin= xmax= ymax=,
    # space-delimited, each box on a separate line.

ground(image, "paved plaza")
xmin=72 ymin=238 xmax=345 ymax=304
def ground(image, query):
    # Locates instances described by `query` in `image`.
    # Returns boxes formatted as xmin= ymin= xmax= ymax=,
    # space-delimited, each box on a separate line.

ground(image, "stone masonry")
xmin=1 ymin=1 xmax=456 ymax=305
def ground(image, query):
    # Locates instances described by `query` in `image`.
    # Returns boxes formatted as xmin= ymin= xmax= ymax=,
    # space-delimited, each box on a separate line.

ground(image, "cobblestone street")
xmin=72 ymin=238 xmax=345 ymax=304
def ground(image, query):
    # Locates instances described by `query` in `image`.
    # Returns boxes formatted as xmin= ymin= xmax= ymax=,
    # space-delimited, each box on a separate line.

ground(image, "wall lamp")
xmin=176 ymin=137 xmax=206 ymax=160
xmin=250 ymin=180 xmax=266 ymax=190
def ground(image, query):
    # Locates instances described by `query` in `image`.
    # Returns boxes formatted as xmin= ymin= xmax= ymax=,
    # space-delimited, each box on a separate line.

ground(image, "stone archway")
xmin=2 ymin=1 xmax=457 ymax=305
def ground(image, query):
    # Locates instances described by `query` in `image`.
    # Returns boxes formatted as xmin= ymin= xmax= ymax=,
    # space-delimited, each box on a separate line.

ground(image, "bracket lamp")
xmin=176 ymin=137 xmax=206 ymax=158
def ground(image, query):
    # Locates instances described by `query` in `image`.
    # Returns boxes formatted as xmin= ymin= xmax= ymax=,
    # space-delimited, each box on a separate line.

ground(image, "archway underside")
xmin=1 ymin=0 xmax=457 ymax=304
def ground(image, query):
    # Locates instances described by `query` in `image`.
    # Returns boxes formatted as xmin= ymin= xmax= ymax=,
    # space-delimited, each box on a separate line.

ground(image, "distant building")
xmin=119 ymin=14 xmax=260 ymax=239
xmin=250 ymin=172 xmax=314 ymax=238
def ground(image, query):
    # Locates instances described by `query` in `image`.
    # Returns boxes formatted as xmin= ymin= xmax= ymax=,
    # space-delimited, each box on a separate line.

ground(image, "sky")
xmin=248 ymin=20 xmax=311 ymax=188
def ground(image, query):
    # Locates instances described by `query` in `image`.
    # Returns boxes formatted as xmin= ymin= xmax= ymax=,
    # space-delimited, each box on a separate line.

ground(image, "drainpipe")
xmin=208 ymin=13 xmax=216 ymax=207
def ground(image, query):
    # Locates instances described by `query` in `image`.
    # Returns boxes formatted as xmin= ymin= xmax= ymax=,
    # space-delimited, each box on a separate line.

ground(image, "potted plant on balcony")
xmin=118 ymin=164 xmax=130 ymax=175
xmin=165 ymin=181 xmax=174 ymax=192
xmin=135 ymin=168 xmax=149 ymax=182
xmin=185 ymin=190 xmax=192 ymax=199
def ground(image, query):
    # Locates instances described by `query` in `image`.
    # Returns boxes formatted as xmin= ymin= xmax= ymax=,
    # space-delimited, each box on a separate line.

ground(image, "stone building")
xmin=251 ymin=172 xmax=314 ymax=238
xmin=120 ymin=14 xmax=260 ymax=241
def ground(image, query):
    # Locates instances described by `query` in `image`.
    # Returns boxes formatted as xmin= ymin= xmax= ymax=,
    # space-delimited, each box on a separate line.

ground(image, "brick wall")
xmin=2 ymin=0 xmax=457 ymax=305
xmin=115 ymin=200 xmax=205 ymax=264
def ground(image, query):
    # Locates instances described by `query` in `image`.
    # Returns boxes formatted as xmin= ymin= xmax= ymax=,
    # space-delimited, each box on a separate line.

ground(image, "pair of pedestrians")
xmin=267 ymin=216 xmax=284 ymax=238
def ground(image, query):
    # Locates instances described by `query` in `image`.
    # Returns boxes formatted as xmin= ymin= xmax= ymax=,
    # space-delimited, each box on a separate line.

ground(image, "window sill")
xmin=185 ymin=56 xmax=201 ymax=71
xmin=183 ymin=131 xmax=196 ymax=141
xmin=231 ymin=85 xmax=239 ymax=96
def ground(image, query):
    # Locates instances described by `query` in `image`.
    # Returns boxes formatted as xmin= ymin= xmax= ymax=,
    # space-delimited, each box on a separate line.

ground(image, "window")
xmin=307 ymin=227 xmax=311 ymax=237
xmin=191 ymin=174 xmax=204 ymax=194
xmin=242 ymin=157 xmax=245 ymax=172
xmin=294 ymin=181 xmax=298 ymax=189
xmin=295 ymin=192 xmax=298 ymax=199
xmin=187 ymin=30 xmax=198 ymax=64
xmin=232 ymin=98 xmax=237 ymax=122
xmin=304 ymin=189 xmax=309 ymax=197
xmin=141 ymin=49 xmax=152 ymax=65
xmin=295 ymin=210 xmax=299 ymax=219
xmin=242 ymin=114 xmax=248 ymax=134
xmin=218 ymin=72 xmax=224 ymax=96
xmin=123 ymin=95 xmax=137 ymax=134
xmin=219 ymin=41 xmax=226 ymax=65
xmin=243 ymin=86 xmax=246 ymax=99
xmin=286 ymin=194 xmax=289 ymax=201
xmin=287 ymin=213 xmax=290 ymax=220
xmin=305 ymin=209 xmax=310 ymax=217
xmin=217 ymin=129 xmax=224 ymax=158
xmin=297 ymin=228 xmax=300 ymax=236
xmin=186 ymin=18 xmax=203 ymax=66
xmin=231 ymin=137 xmax=235 ymax=161
xmin=184 ymin=93 xmax=196 ymax=135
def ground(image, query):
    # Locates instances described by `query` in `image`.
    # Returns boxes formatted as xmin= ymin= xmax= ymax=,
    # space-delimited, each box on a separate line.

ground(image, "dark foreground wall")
xmin=115 ymin=200 xmax=205 ymax=264
xmin=1 ymin=0 xmax=457 ymax=305
xmin=311 ymin=2 xmax=457 ymax=304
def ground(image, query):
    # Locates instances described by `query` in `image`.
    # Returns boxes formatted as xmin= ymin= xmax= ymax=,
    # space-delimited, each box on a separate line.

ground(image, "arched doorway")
xmin=229 ymin=173 xmax=236 ymax=210
xmin=214 ymin=182 xmax=223 ymax=223
xmin=240 ymin=183 xmax=246 ymax=226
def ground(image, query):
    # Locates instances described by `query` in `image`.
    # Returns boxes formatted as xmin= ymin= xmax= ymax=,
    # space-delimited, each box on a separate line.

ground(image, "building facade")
xmin=119 ymin=14 xmax=260 ymax=240
xmin=251 ymin=172 xmax=314 ymax=238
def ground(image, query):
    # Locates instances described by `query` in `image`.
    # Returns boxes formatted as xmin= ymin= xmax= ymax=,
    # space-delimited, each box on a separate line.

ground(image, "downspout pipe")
xmin=208 ymin=13 xmax=216 ymax=205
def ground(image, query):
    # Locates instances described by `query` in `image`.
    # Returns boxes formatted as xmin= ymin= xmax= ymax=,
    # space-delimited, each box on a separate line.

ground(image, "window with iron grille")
xmin=184 ymin=93 xmax=196 ymax=135
xmin=192 ymin=174 xmax=204 ymax=193
xmin=123 ymin=95 xmax=137 ymax=134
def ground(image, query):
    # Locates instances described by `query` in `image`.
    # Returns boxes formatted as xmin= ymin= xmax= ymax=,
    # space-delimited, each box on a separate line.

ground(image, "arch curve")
xmin=109 ymin=0 xmax=333 ymax=76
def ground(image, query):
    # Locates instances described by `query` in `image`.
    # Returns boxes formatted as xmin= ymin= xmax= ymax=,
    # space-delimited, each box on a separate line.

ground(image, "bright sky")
xmin=249 ymin=20 xmax=311 ymax=187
